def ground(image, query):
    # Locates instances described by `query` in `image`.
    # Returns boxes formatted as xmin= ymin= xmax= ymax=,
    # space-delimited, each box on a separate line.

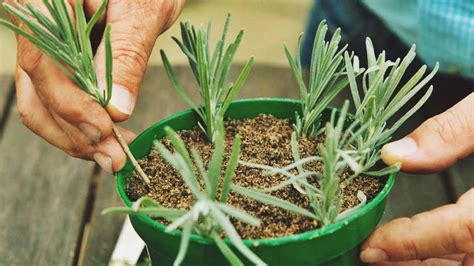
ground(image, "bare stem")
xmin=112 ymin=124 xmax=151 ymax=184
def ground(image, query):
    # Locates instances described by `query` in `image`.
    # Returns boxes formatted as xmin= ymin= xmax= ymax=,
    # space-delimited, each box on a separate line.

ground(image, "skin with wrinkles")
xmin=4 ymin=1 xmax=473 ymax=264
xmin=363 ymin=93 xmax=474 ymax=265
xmin=7 ymin=0 xmax=185 ymax=171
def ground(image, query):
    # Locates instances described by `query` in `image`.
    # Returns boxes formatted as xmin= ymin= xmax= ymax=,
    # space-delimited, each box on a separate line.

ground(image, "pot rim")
xmin=116 ymin=97 xmax=396 ymax=247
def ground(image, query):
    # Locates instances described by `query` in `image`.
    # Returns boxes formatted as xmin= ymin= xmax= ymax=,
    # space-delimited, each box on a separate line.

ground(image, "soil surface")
xmin=127 ymin=114 xmax=385 ymax=239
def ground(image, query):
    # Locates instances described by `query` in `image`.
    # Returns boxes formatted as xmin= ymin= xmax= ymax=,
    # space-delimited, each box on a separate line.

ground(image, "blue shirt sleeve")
xmin=363 ymin=0 xmax=474 ymax=79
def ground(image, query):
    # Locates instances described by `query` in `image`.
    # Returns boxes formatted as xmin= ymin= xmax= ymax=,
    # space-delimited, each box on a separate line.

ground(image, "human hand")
xmin=10 ymin=0 xmax=185 ymax=173
xmin=360 ymin=93 xmax=474 ymax=265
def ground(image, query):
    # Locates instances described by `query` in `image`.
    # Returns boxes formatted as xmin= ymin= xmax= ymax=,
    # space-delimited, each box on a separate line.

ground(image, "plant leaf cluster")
xmin=0 ymin=0 xmax=151 ymax=184
xmin=1 ymin=0 xmax=113 ymax=106
xmin=105 ymin=15 xmax=439 ymax=265
xmin=105 ymin=121 xmax=266 ymax=266
xmin=345 ymin=38 xmax=438 ymax=175
xmin=285 ymin=20 xmax=363 ymax=138
xmin=240 ymin=25 xmax=438 ymax=226
xmin=241 ymin=101 xmax=368 ymax=226
xmin=161 ymin=14 xmax=254 ymax=142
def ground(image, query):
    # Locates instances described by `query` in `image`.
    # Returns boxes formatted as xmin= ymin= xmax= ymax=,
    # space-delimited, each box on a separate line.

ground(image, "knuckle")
xmin=112 ymin=37 xmax=148 ymax=76
xmin=17 ymin=40 xmax=43 ymax=75
xmin=17 ymin=104 xmax=33 ymax=128
xmin=64 ymin=143 xmax=88 ymax=159
xmin=50 ymin=98 xmax=82 ymax=121
xmin=394 ymin=217 xmax=420 ymax=259
xmin=425 ymin=112 xmax=462 ymax=146
xmin=452 ymin=197 xmax=474 ymax=253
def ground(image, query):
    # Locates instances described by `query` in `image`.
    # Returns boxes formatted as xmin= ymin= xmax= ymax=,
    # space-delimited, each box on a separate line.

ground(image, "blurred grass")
xmin=0 ymin=0 xmax=312 ymax=75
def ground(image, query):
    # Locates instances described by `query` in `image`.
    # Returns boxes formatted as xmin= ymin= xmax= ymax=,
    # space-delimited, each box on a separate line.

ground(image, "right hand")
xmin=8 ymin=0 xmax=185 ymax=173
xmin=360 ymin=92 xmax=474 ymax=265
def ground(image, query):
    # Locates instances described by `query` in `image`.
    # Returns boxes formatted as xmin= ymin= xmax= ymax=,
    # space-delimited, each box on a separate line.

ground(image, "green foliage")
xmin=285 ymin=20 xmax=363 ymax=138
xmin=345 ymin=38 xmax=438 ymax=175
xmin=161 ymin=14 xmax=254 ymax=142
xmin=311 ymin=102 xmax=365 ymax=225
xmin=104 ymin=122 xmax=266 ymax=266
xmin=240 ymin=101 xmax=367 ymax=226
xmin=0 ymin=0 xmax=113 ymax=106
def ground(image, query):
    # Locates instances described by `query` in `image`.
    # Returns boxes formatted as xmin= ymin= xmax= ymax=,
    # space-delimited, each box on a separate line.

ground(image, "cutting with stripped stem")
xmin=105 ymin=120 xmax=265 ymax=266
xmin=285 ymin=20 xmax=363 ymax=139
xmin=0 ymin=0 xmax=150 ymax=183
xmin=161 ymin=14 xmax=254 ymax=142
xmin=345 ymin=38 xmax=438 ymax=176
xmin=240 ymin=101 xmax=368 ymax=226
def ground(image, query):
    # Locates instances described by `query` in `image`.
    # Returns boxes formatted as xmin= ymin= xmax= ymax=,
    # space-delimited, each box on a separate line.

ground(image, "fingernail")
xmin=109 ymin=84 xmax=134 ymax=115
xmin=381 ymin=137 xmax=418 ymax=165
xmin=78 ymin=123 xmax=101 ymax=143
xmin=360 ymin=248 xmax=388 ymax=263
xmin=93 ymin=153 xmax=113 ymax=174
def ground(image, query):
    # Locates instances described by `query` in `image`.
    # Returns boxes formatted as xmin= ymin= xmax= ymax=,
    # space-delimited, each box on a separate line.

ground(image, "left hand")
xmin=360 ymin=93 xmax=474 ymax=265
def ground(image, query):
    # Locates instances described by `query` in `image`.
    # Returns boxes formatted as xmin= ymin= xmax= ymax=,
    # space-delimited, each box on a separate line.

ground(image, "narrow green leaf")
xmin=216 ymin=203 xmax=260 ymax=226
xmin=219 ymin=56 xmax=254 ymax=115
xmin=166 ymin=212 xmax=193 ymax=233
xmin=160 ymin=50 xmax=204 ymax=119
xmin=231 ymin=185 xmax=317 ymax=219
xmin=344 ymin=52 xmax=361 ymax=110
xmin=208 ymin=204 xmax=267 ymax=266
xmin=211 ymin=231 xmax=244 ymax=266
xmin=104 ymin=25 xmax=113 ymax=105
xmin=86 ymin=0 xmax=108 ymax=36
xmin=101 ymin=206 xmax=185 ymax=218
xmin=191 ymin=149 xmax=212 ymax=196
xmin=207 ymin=126 xmax=225 ymax=199
xmin=220 ymin=136 xmax=241 ymax=203
xmin=363 ymin=163 xmax=401 ymax=176
xmin=173 ymin=220 xmax=192 ymax=266
xmin=284 ymin=41 xmax=307 ymax=99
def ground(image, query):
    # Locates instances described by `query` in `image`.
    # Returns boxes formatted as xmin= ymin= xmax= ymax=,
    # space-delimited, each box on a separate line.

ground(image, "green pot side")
xmin=116 ymin=98 xmax=396 ymax=266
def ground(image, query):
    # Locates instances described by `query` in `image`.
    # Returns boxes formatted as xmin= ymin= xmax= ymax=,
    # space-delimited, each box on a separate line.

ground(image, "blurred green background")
xmin=0 ymin=0 xmax=312 ymax=75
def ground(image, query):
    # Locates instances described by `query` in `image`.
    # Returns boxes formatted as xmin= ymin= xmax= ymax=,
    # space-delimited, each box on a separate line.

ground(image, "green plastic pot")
xmin=116 ymin=98 xmax=396 ymax=266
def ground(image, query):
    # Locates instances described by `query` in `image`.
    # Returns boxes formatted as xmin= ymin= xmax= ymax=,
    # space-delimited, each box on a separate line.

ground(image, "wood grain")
xmin=0 ymin=104 xmax=96 ymax=266
xmin=446 ymin=156 xmax=474 ymax=199
xmin=0 ymin=75 xmax=14 ymax=131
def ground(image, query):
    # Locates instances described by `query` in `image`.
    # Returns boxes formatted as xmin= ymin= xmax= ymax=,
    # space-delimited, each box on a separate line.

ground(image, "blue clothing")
xmin=363 ymin=1 xmax=473 ymax=79
xmin=303 ymin=0 xmax=474 ymax=79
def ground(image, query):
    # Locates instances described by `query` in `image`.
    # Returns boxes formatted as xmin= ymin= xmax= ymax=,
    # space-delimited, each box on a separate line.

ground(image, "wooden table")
xmin=0 ymin=65 xmax=472 ymax=265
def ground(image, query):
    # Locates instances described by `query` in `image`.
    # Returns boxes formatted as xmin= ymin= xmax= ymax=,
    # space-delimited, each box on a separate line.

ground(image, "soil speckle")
xmin=127 ymin=114 xmax=385 ymax=239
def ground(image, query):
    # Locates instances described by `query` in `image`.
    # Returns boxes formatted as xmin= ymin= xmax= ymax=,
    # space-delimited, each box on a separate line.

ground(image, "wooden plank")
xmin=82 ymin=65 xmax=300 ymax=264
xmin=382 ymin=172 xmax=450 ymax=223
xmin=446 ymin=155 xmax=474 ymax=198
xmin=0 ymin=105 xmax=96 ymax=265
xmin=0 ymin=75 xmax=14 ymax=129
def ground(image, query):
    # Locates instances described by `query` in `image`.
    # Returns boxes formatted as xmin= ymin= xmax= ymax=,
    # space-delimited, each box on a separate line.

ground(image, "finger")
xmin=373 ymin=253 xmax=466 ymax=265
xmin=381 ymin=93 xmax=474 ymax=173
xmin=374 ymin=258 xmax=462 ymax=266
xmin=360 ymin=188 xmax=474 ymax=264
xmin=95 ymin=126 xmax=136 ymax=173
xmin=13 ymin=0 xmax=114 ymax=145
xmin=16 ymin=66 xmax=88 ymax=159
xmin=93 ymin=0 xmax=185 ymax=121
xmin=440 ymin=253 xmax=467 ymax=261
xmin=463 ymin=254 xmax=474 ymax=266
xmin=18 ymin=50 xmax=113 ymax=144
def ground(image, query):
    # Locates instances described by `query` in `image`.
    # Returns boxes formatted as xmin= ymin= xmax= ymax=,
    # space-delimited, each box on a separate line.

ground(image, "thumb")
xmin=94 ymin=0 xmax=185 ymax=122
xmin=360 ymin=188 xmax=474 ymax=264
xmin=381 ymin=93 xmax=474 ymax=173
